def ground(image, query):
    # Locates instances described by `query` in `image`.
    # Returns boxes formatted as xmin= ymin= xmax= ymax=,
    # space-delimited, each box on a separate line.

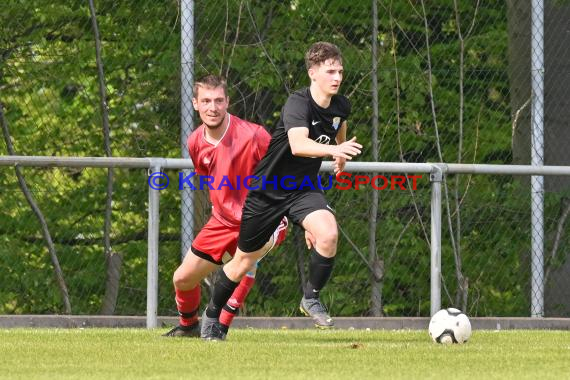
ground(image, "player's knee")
xmin=236 ymin=258 xmax=258 ymax=278
xmin=173 ymin=269 xmax=198 ymax=290
xmin=315 ymin=230 xmax=338 ymax=253
xmin=230 ymin=250 xmax=264 ymax=279
xmin=224 ymin=256 xmax=250 ymax=280
xmin=172 ymin=273 xmax=188 ymax=289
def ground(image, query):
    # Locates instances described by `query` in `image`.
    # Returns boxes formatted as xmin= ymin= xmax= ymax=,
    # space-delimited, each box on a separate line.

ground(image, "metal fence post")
xmin=147 ymin=161 xmax=163 ymax=329
xmin=181 ymin=0 xmax=195 ymax=260
xmin=430 ymin=165 xmax=444 ymax=316
xmin=530 ymin=0 xmax=545 ymax=318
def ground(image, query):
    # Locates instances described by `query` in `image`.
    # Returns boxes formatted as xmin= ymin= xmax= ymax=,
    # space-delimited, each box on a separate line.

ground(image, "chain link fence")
xmin=1 ymin=0 xmax=569 ymax=318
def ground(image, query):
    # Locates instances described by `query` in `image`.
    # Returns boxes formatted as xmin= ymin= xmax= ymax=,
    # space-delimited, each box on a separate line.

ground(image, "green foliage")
xmin=1 ymin=0 xmax=568 ymax=317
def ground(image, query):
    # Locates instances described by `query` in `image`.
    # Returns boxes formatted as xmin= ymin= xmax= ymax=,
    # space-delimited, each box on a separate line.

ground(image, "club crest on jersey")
xmin=332 ymin=117 xmax=341 ymax=130
xmin=203 ymin=156 xmax=211 ymax=165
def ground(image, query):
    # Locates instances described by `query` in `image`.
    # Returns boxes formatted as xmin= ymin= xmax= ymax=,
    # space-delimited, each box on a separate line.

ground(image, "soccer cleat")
xmin=201 ymin=321 xmax=227 ymax=341
xmin=299 ymin=296 xmax=334 ymax=329
xmin=162 ymin=322 xmax=200 ymax=338
xmin=200 ymin=310 xmax=227 ymax=341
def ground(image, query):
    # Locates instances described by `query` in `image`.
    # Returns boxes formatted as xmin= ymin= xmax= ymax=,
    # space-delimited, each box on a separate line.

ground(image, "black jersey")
xmin=250 ymin=87 xmax=351 ymax=198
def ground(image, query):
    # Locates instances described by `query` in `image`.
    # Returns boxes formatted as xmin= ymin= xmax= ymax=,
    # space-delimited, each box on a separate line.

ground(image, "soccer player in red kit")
xmin=164 ymin=75 xmax=288 ymax=338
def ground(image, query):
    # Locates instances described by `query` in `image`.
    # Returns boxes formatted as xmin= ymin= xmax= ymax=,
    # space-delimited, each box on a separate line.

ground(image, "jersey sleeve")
xmin=187 ymin=131 xmax=206 ymax=176
xmin=253 ymin=127 xmax=271 ymax=162
xmin=282 ymin=93 xmax=310 ymax=132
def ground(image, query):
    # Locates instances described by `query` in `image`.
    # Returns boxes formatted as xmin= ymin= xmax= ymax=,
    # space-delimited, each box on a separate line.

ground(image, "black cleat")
xmin=200 ymin=311 xmax=227 ymax=341
xmin=201 ymin=322 xmax=227 ymax=341
xmin=200 ymin=310 xmax=227 ymax=340
xmin=162 ymin=322 xmax=200 ymax=338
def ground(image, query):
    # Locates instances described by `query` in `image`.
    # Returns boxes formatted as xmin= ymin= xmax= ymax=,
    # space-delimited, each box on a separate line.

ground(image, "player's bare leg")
xmin=167 ymin=250 xmax=262 ymax=337
xmin=299 ymin=209 xmax=338 ymax=329
xmin=164 ymin=251 xmax=218 ymax=337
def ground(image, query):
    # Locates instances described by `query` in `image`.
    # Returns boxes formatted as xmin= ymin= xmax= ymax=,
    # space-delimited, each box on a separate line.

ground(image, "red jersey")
xmin=187 ymin=114 xmax=271 ymax=227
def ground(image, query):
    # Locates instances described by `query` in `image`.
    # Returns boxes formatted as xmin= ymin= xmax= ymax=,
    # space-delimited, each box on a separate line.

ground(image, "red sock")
xmin=175 ymin=286 xmax=200 ymax=326
xmin=219 ymin=275 xmax=255 ymax=327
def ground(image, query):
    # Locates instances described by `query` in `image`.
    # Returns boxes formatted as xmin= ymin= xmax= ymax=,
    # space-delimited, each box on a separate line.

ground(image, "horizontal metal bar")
xmin=1 ymin=156 xmax=570 ymax=176
xmin=0 ymin=156 xmax=153 ymax=168
xmin=445 ymin=163 xmax=570 ymax=176
xmin=0 ymin=156 xmax=196 ymax=170
xmin=320 ymin=161 xmax=434 ymax=173
xmin=0 ymin=156 xmax=434 ymax=172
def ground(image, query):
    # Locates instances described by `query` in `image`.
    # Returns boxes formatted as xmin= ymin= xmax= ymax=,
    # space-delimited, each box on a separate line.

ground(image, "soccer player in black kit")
xmin=201 ymin=42 xmax=362 ymax=340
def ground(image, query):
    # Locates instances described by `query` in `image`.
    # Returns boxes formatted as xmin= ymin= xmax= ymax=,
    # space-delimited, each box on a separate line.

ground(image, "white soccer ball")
xmin=428 ymin=308 xmax=472 ymax=344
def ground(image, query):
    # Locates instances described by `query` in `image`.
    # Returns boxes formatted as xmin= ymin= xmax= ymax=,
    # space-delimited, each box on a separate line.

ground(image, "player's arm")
xmin=287 ymin=127 xmax=361 ymax=160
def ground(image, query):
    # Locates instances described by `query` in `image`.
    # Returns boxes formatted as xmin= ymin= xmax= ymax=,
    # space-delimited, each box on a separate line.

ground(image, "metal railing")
xmin=1 ymin=156 xmax=570 ymax=327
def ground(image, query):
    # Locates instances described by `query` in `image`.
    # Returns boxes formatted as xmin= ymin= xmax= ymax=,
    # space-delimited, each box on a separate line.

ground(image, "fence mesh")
xmin=1 ymin=0 xmax=569 ymax=317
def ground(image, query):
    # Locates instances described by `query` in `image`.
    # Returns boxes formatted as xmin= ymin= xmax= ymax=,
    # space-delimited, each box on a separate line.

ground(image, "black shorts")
xmin=237 ymin=190 xmax=334 ymax=252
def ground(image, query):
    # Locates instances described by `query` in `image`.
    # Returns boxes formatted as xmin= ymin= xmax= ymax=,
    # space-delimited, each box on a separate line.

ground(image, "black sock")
xmin=205 ymin=270 xmax=239 ymax=318
xmin=304 ymin=249 xmax=335 ymax=299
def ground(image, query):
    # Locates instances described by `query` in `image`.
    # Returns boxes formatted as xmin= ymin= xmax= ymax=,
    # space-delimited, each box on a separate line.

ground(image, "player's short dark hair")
xmin=194 ymin=75 xmax=228 ymax=98
xmin=304 ymin=42 xmax=343 ymax=70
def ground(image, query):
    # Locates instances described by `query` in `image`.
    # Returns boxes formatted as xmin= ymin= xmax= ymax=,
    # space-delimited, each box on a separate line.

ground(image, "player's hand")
xmin=334 ymin=156 xmax=346 ymax=174
xmin=331 ymin=136 xmax=362 ymax=160
xmin=305 ymin=230 xmax=316 ymax=250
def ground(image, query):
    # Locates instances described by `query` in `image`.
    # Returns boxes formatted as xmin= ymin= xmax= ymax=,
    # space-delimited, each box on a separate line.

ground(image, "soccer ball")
xmin=428 ymin=308 xmax=472 ymax=344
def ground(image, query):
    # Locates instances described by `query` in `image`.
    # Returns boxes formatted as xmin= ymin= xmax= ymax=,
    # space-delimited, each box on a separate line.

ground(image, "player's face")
xmin=192 ymin=86 xmax=229 ymax=129
xmin=309 ymin=59 xmax=343 ymax=96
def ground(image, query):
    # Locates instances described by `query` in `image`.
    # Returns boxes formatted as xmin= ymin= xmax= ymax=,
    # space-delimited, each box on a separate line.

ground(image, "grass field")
xmin=0 ymin=328 xmax=569 ymax=379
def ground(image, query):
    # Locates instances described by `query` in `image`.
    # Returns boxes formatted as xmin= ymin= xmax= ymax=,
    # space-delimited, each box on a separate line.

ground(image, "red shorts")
xmin=191 ymin=216 xmax=288 ymax=265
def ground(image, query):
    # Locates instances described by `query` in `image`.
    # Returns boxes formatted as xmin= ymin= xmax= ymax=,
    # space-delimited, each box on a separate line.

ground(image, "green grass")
xmin=0 ymin=328 xmax=569 ymax=379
